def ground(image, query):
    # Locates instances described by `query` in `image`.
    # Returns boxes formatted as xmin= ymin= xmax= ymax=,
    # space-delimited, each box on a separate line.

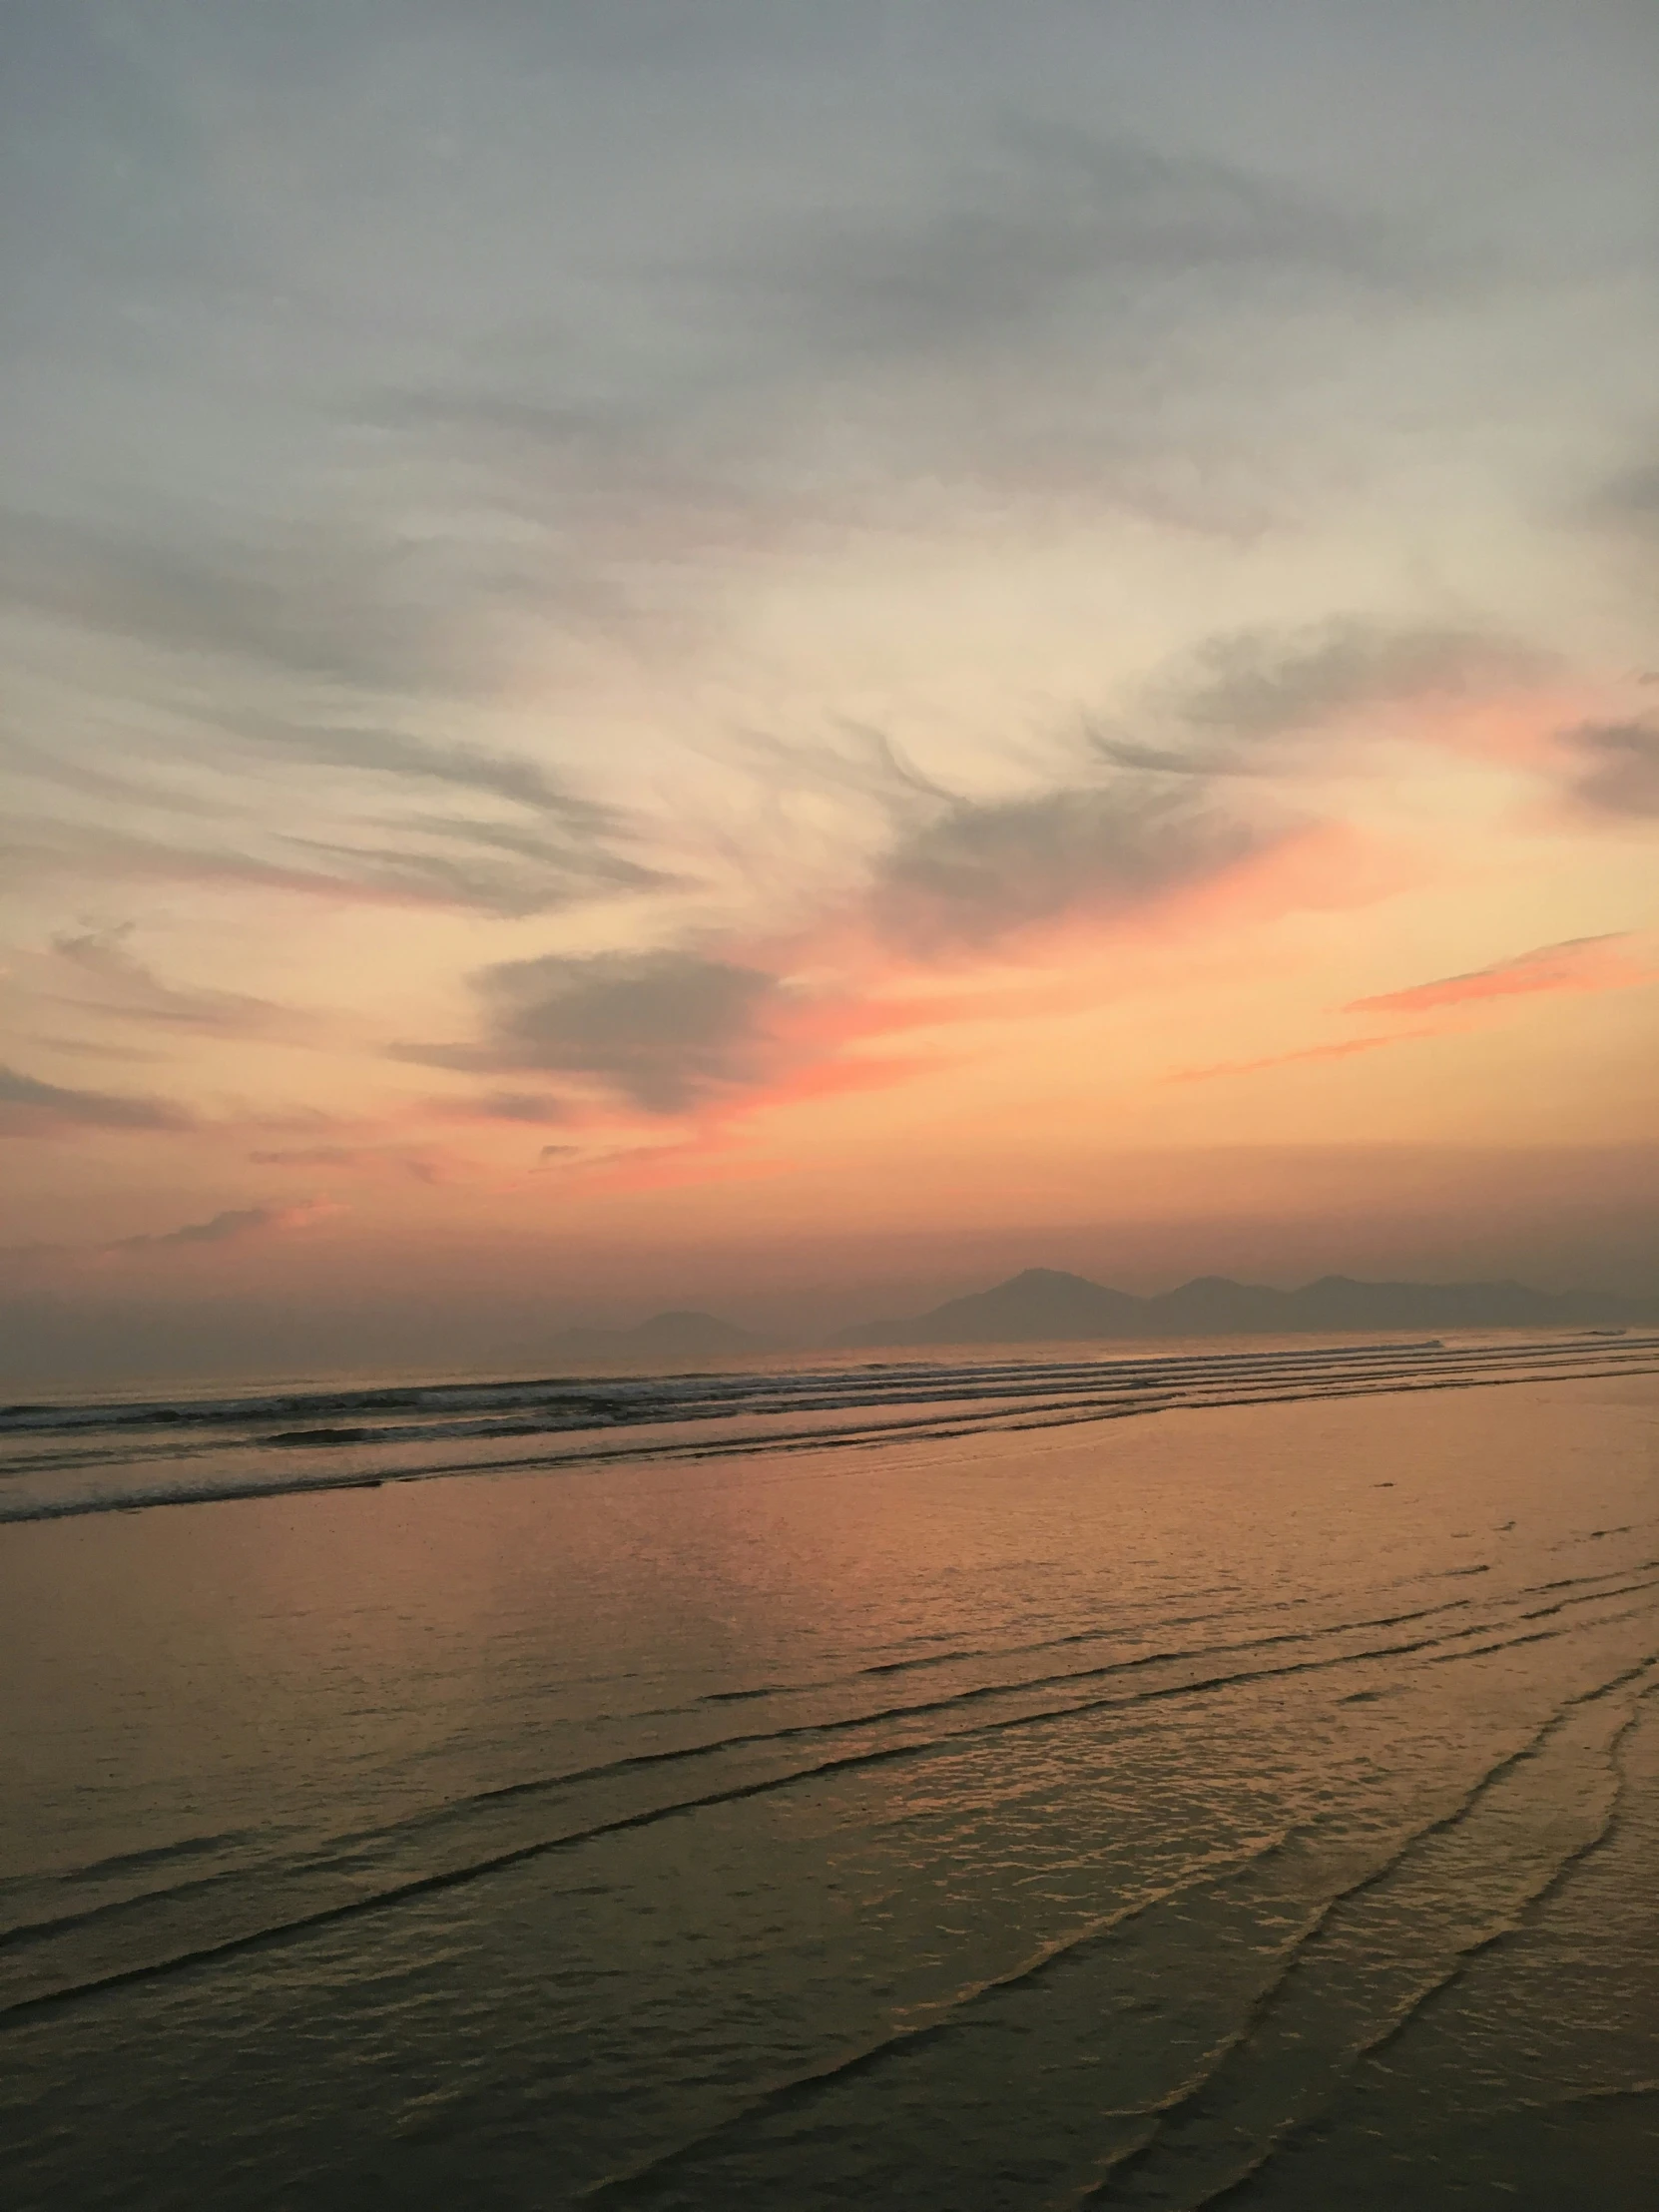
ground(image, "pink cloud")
xmin=1171 ymin=1028 xmax=1447 ymax=1085
xmin=1346 ymin=933 xmax=1649 ymax=1016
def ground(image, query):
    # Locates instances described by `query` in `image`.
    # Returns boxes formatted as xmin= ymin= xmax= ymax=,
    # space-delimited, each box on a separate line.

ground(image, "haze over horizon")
xmin=3 ymin=2 xmax=1658 ymax=1385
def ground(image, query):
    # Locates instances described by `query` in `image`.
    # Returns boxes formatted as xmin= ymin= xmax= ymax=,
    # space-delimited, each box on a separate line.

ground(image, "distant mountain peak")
xmin=833 ymin=1266 xmax=1648 ymax=1348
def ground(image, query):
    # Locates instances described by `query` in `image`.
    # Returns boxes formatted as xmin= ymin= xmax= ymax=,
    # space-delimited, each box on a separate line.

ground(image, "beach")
xmin=2 ymin=1339 xmax=1657 ymax=2208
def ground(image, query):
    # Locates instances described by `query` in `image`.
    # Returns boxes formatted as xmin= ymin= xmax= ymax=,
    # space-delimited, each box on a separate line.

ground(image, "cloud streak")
xmin=0 ymin=1064 xmax=193 ymax=1138
xmin=1171 ymin=1030 xmax=1444 ymax=1085
xmin=47 ymin=926 xmax=301 ymax=1038
xmin=111 ymin=1203 xmax=334 ymax=1251
xmin=1347 ymin=934 xmax=1648 ymax=1016
xmin=1155 ymin=619 xmax=1542 ymax=746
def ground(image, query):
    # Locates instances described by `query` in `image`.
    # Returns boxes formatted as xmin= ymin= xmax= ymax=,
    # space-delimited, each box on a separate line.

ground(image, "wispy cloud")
xmin=1347 ymin=933 xmax=1648 ymax=1016
xmin=47 ymin=925 xmax=301 ymax=1038
xmin=245 ymin=1143 xmax=455 ymax=1185
xmin=1558 ymin=723 xmax=1659 ymax=820
xmin=1584 ymin=459 xmax=1659 ymax=540
xmin=1150 ymin=615 xmax=1539 ymax=752
xmin=0 ymin=1063 xmax=193 ymax=1137
xmin=378 ymin=122 xmax=1432 ymax=574
xmin=111 ymin=1202 xmax=336 ymax=1251
xmin=738 ymin=126 xmax=1408 ymax=367
xmin=1170 ymin=931 xmax=1654 ymax=1084
xmin=244 ymin=718 xmax=625 ymax=827
xmin=1093 ymin=618 xmax=1546 ymax=775
xmin=1171 ymin=1030 xmax=1443 ymax=1085
xmin=0 ymin=504 xmax=485 ymax=695
xmin=4 ymin=816 xmax=651 ymax=918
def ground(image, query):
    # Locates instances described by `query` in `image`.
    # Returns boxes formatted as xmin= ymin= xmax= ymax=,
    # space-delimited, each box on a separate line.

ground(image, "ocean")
xmin=2 ymin=1331 xmax=1656 ymax=2208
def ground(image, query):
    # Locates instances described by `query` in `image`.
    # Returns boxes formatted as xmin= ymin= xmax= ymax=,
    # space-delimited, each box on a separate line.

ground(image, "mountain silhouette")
xmin=834 ymin=1268 xmax=1648 ymax=1346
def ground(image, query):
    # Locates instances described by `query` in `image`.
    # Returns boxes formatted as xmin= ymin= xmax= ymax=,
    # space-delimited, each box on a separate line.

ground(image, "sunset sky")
xmin=3 ymin=2 xmax=1657 ymax=1382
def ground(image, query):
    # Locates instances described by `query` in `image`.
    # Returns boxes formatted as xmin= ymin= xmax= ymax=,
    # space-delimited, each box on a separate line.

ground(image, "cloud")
xmin=111 ymin=1204 xmax=328 ymax=1252
xmin=0 ymin=496 xmax=670 ymax=921
xmin=28 ymin=1035 xmax=169 ymax=1064
xmin=378 ymin=121 xmax=1430 ymax=573
xmin=383 ymin=743 xmax=1359 ymax=1129
xmin=0 ymin=1063 xmax=193 ymax=1137
xmin=1347 ymin=933 xmax=1648 ymax=1016
xmin=1129 ymin=617 xmax=1544 ymax=757
xmin=401 ymin=949 xmax=784 ymax=1114
xmin=1172 ymin=932 xmax=1654 ymax=1084
xmin=1585 ymin=461 xmax=1659 ymax=539
xmin=253 ymin=721 xmax=612 ymax=822
xmin=3 ymin=816 xmax=649 ymax=919
xmin=230 ymin=723 xmax=668 ymax=905
xmin=0 ymin=505 xmax=479 ymax=696
xmin=1558 ymin=722 xmax=1659 ymax=819
xmin=867 ymin=784 xmax=1268 ymax=954
xmin=271 ymin=829 xmax=659 ymax=918
xmin=246 ymin=1145 xmax=367 ymax=1169
xmin=47 ymin=925 xmax=298 ymax=1037
xmin=737 ymin=125 xmax=1407 ymax=385
xmin=442 ymin=1090 xmax=575 ymax=1125
xmin=244 ymin=1143 xmax=456 ymax=1185
xmin=1171 ymin=1030 xmax=1443 ymax=1085
xmin=529 ymin=1126 xmax=780 ymax=1196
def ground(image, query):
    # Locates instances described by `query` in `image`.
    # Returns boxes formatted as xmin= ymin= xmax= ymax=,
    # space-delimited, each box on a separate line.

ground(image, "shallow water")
xmin=1 ymin=1340 xmax=1656 ymax=2208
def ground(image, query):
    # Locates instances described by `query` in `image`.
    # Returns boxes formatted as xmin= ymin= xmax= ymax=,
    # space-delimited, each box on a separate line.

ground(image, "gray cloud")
xmin=246 ymin=1143 xmax=447 ymax=1183
xmin=476 ymin=949 xmax=779 ymax=1113
xmin=27 ymin=1036 xmax=169 ymax=1064
xmin=400 ymin=949 xmax=782 ymax=1114
xmin=868 ymin=785 xmax=1266 ymax=955
xmin=391 ymin=754 xmax=1287 ymax=1108
xmin=384 ymin=124 xmax=1424 ymax=558
xmin=0 ymin=727 xmax=224 ymax=816
xmin=1146 ymin=618 xmax=1542 ymax=750
xmin=113 ymin=1205 xmax=297 ymax=1250
xmin=0 ymin=505 xmax=484 ymax=696
xmin=273 ymin=827 xmax=659 ymax=918
xmin=1586 ymin=461 xmax=1659 ymax=537
xmin=743 ymin=127 xmax=1405 ymax=376
xmin=0 ymin=498 xmax=667 ymax=918
xmin=862 ymin=614 xmax=1548 ymax=961
xmin=3 ymin=813 xmax=655 ymax=920
xmin=48 ymin=926 xmax=297 ymax=1037
xmin=270 ymin=725 xmax=611 ymax=823
xmin=1561 ymin=722 xmax=1659 ymax=818
xmin=0 ymin=1063 xmax=193 ymax=1136
xmin=459 ymin=1091 xmax=575 ymax=1124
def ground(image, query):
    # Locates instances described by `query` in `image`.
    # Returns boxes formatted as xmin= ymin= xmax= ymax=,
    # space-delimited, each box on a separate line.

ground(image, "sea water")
xmin=1 ymin=1333 xmax=1656 ymax=2207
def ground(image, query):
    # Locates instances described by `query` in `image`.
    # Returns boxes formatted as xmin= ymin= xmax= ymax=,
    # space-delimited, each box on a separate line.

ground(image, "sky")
xmin=2 ymin=0 xmax=1657 ymax=1382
